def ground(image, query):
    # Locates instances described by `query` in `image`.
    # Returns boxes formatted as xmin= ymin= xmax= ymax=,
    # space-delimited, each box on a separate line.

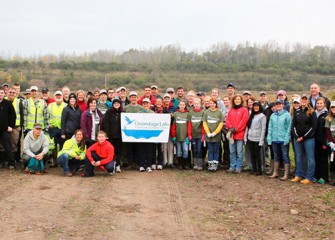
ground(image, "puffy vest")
xmin=12 ymin=98 xmax=21 ymax=126
xmin=26 ymin=98 xmax=46 ymax=129
xmin=48 ymin=102 xmax=66 ymax=129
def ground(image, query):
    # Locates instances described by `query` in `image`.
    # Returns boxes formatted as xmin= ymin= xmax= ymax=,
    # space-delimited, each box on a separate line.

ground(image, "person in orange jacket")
xmin=82 ymin=131 xmax=115 ymax=177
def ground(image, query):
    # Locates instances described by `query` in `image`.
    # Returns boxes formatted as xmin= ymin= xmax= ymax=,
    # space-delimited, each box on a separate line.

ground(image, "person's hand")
xmin=61 ymin=135 xmax=66 ymax=139
xmin=322 ymin=145 xmax=327 ymax=150
xmin=230 ymin=128 xmax=236 ymax=133
xmin=94 ymin=161 xmax=101 ymax=166
xmin=297 ymin=137 xmax=303 ymax=142
xmin=172 ymin=138 xmax=176 ymax=143
xmin=75 ymin=156 xmax=81 ymax=160
xmin=207 ymin=133 xmax=213 ymax=138
xmin=35 ymin=153 xmax=43 ymax=160
xmin=7 ymin=127 xmax=13 ymax=132
xmin=91 ymin=161 xmax=96 ymax=166
xmin=49 ymin=125 xmax=54 ymax=129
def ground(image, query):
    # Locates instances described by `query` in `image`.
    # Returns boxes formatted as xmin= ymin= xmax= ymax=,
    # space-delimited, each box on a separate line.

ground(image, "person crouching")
xmin=82 ymin=131 xmax=115 ymax=177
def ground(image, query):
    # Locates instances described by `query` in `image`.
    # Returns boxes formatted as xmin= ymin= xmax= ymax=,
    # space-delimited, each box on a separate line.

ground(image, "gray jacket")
xmin=22 ymin=130 xmax=49 ymax=159
xmin=244 ymin=113 xmax=266 ymax=146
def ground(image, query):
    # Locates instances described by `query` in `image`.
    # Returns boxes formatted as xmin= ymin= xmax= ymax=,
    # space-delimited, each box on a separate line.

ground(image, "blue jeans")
xmin=294 ymin=138 xmax=316 ymax=181
xmin=272 ymin=143 xmax=290 ymax=164
xmin=207 ymin=142 xmax=220 ymax=161
xmin=57 ymin=153 xmax=84 ymax=174
xmin=176 ymin=141 xmax=188 ymax=158
xmin=191 ymin=138 xmax=202 ymax=159
xmin=229 ymin=140 xmax=244 ymax=171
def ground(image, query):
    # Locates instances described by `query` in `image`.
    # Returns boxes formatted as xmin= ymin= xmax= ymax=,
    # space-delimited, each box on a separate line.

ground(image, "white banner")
xmin=121 ymin=113 xmax=171 ymax=143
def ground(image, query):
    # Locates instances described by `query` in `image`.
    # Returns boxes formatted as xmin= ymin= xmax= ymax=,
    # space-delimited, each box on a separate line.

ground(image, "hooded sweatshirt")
xmin=23 ymin=130 xmax=49 ymax=158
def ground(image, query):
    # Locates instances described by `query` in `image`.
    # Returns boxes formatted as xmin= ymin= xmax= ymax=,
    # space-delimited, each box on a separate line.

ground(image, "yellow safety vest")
xmin=48 ymin=102 xmax=66 ymax=129
xmin=26 ymin=98 xmax=46 ymax=130
xmin=12 ymin=98 xmax=21 ymax=126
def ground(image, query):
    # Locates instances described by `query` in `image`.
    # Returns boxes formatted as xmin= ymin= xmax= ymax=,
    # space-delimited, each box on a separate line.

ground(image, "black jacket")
xmin=104 ymin=107 xmax=122 ymax=139
xmin=0 ymin=99 xmax=16 ymax=132
xmin=292 ymin=107 xmax=317 ymax=140
xmin=315 ymin=110 xmax=328 ymax=146
xmin=309 ymin=93 xmax=331 ymax=110
xmin=61 ymin=105 xmax=82 ymax=135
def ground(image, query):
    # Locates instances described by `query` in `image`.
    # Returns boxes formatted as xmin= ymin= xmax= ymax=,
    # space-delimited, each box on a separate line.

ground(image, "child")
xmin=82 ymin=131 xmax=115 ymax=177
xmin=171 ymin=100 xmax=191 ymax=170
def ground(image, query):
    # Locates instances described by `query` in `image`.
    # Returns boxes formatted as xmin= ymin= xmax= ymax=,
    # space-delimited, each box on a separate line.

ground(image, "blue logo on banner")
xmin=122 ymin=129 xmax=164 ymax=139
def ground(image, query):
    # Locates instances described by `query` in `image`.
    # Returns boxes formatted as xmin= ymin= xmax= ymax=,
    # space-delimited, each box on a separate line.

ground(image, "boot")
xmin=183 ymin=158 xmax=190 ymax=170
xmin=193 ymin=158 xmax=198 ymax=170
xmin=269 ymin=162 xmax=279 ymax=178
xmin=280 ymin=164 xmax=290 ymax=181
xmin=177 ymin=157 xmax=183 ymax=170
xmin=49 ymin=149 xmax=58 ymax=168
xmin=330 ymin=172 xmax=335 ymax=186
xmin=266 ymin=158 xmax=274 ymax=175
xmin=198 ymin=158 xmax=203 ymax=171
xmin=212 ymin=161 xmax=219 ymax=172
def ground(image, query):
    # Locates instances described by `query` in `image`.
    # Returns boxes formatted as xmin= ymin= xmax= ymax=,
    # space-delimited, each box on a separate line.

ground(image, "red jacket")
xmin=86 ymin=140 xmax=114 ymax=165
xmin=226 ymin=107 xmax=249 ymax=140
xmin=137 ymin=95 xmax=156 ymax=105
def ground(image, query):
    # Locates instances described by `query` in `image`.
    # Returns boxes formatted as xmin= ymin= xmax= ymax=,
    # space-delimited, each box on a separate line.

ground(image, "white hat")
xmin=99 ymin=89 xmax=107 ymax=95
xmin=293 ymin=97 xmax=300 ymax=103
xmin=54 ymin=90 xmax=63 ymax=96
xmin=142 ymin=98 xmax=150 ymax=103
xmin=30 ymin=86 xmax=38 ymax=91
xmin=163 ymin=93 xmax=171 ymax=98
xmin=119 ymin=86 xmax=126 ymax=91
xmin=129 ymin=91 xmax=138 ymax=97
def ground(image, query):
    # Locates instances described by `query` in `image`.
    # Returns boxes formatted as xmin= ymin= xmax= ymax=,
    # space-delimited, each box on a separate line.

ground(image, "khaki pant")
xmin=0 ymin=127 xmax=21 ymax=152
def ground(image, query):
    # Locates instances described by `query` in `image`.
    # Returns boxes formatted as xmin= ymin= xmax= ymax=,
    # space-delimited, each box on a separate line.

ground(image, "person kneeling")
xmin=22 ymin=123 xmax=49 ymax=175
xmin=57 ymin=129 xmax=86 ymax=177
xmin=82 ymin=131 xmax=115 ymax=177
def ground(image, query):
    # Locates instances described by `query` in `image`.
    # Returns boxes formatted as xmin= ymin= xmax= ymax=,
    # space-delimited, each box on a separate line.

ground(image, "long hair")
xmin=74 ymin=129 xmax=86 ymax=150
xmin=247 ymin=101 xmax=263 ymax=128
xmin=231 ymin=94 xmax=244 ymax=109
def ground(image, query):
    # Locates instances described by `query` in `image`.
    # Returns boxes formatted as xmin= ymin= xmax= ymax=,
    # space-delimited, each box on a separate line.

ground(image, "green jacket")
xmin=57 ymin=137 xmax=86 ymax=160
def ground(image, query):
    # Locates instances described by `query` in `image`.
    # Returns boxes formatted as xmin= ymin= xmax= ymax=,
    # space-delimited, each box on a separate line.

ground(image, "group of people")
xmin=0 ymin=81 xmax=334 ymax=185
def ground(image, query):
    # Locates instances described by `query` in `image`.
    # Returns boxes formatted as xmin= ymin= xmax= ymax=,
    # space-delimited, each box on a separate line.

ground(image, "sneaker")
xmin=317 ymin=178 xmax=325 ymax=184
xmin=226 ymin=168 xmax=235 ymax=173
xmin=35 ymin=171 xmax=43 ymax=175
xmin=151 ymin=164 xmax=156 ymax=170
xmin=193 ymin=165 xmax=198 ymax=170
xmin=139 ymin=167 xmax=145 ymax=172
xmin=116 ymin=165 xmax=121 ymax=173
xmin=146 ymin=167 xmax=152 ymax=173
xmin=198 ymin=167 xmax=203 ymax=171
xmin=108 ymin=172 xmax=114 ymax=176
xmin=291 ymin=176 xmax=302 ymax=182
xmin=156 ymin=165 xmax=163 ymax=170
xmin=64 ymin=172 xmax=73 ymax=177
xmin=301 ymin=179 xmax=313 ymax=185
xmin=235 ymin=169 xmax=242 ymax=174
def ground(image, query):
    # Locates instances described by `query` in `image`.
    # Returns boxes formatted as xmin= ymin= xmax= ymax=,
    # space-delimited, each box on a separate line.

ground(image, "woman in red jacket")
xmin=226 ymin=94 xmax=249 ymax=173
xmin=82 ymin=131 xmax=115 ymax=177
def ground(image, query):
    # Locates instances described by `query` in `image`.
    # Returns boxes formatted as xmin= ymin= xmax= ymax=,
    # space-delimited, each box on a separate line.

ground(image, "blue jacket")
xmin=267 ymin=109 xmax=292 ymax=145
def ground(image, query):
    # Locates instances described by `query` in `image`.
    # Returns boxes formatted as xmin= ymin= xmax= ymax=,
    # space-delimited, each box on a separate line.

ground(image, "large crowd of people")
xmin=0 ymin=81 xmax=334 ymax=186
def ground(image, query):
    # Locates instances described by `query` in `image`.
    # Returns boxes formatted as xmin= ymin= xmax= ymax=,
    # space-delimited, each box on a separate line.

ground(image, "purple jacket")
xmin=80 ymin=108 xmax=103 ymax=140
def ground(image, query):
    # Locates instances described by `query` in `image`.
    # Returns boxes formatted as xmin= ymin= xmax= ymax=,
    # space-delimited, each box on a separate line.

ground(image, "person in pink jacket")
xmin=226 ymin=94 xmax=249 ymax=173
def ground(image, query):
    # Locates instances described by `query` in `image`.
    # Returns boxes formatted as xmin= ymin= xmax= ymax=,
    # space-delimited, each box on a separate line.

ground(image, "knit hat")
xmin=112 ymin=98 xmax=121 ymax=105
xmin=69 ymin=93 xmax=77 ymax=101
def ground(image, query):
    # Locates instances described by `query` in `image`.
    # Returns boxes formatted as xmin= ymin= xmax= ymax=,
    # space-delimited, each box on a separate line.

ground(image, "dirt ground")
xmin=0 ymin=167 xmax=334 ymax=240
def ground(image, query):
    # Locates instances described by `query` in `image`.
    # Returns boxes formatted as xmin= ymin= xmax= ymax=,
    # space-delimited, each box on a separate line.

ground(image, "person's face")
xmin=223 ymin=97 xmax=230 ymax=107
xmin=177 ymin=89 xmax=184 ymax=97
xmin=211 ymin=90 xmax=219 ymax=99
xmin=99 ymin=94 xmax=107 ymax=102
xmin=276 ymin=103 xmax=284 ymax=111
xmin=31 ymin=89 xmax=38 ymax=98
xmin=33 ymin=127 xmax=42 ymax=136
xmin=144 ymin=88 xmax=151 ymax=97
xmin=94 ymin=92 xmax=99 ymax=99
xmin=151 ymin=88 xmax=158 ymax=96
xmin=234 ymin=96 xmax=242 ymax=105
xmin=7 ymin=89 xmax=16 ymax=100
xmin=0 ymin=90 xmax=5 ymax=100
xmin=129 ymin=95 xmax=138 ymax=104
xmin=253 ymin=104 xmax=260 ymax=112
xmin=55 ymin=94 xmax=63 ymax=103
xmin=119 ymin=89 xmax=126 ymax=97
xmin=77 ymin=92 xmax=85 ymax=101
xmin=247 ymin=99 xmax=254 ymax=109
xmin=168 ymin=91 xmax=175 ymax=98
xmin=316 ymin=100 xmax=325 ymax=111
xmin=209 ymin=100 xmax=216 ymax=109
xmin=25 ymin=93 xmax=31 ymax=99
xmin=227 ymin=87 xmax=235 ymax=95
xmin=75 ymin=131 xmax=83 ymax=142
xmin=178 ymin=102 xmax=186 ymax=110
xmin=194 ymin=100 xmax=201 ymax=109
xmin=97 ymin=133 xmax=106 ymax=143
xmin=113 ymin=102 xmax=120 ymax=109
xmin=278 ymin=94 xmax=285 ymax=101
xmin=310 ymin=84 xmax=320 ymax=96
xmin=301 ymin=97 xmax=308 ymax=107
xmin=260 ymin=94 xmax=266 ymax=101
xmin=163 ymin=97 xmax=171 ymax=105
xmin=155 ymin=98 xmax=162 ymax=108
xmin=69 ymin=98 xmax=76 ymax=106
xmin=293 ymin=101 xmax=301 ymax=109
xmin=89 ymin=100 xmax=97 ymax=110
xmin=142 ymin=102 xmax=150 ymax=110
xmin=243 ymin=94 xmax=250 ymax=101
xmin=13 ymin=86 xmax=20 ymax=96
xmin=331 ymin=107 xmax=335 ymax=115
xmin=62 ymin=88 xmax=70 ymax=97
xmin=187 ymin=94 xmax=195 ymax=103
xmin=204 ymin=98 xmax=210 ymax=107
xmin=107 ymin=90 xmax=114 ymax=99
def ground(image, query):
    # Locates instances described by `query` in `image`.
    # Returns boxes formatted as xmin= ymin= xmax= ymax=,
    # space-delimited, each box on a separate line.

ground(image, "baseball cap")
xmin=166 ymin=88 xmax=175 ymax=93
xmin=42 ymin=87 xmax=49 ymax=93
xmin=24 ymin=89 xmax=31 ymax=95
xmin=30 ymin=86 xmax=38 ymax=91
xmin=277 ymin=90 xmax=286 ymax=96
xmin=99 ymin=89 xmax=107 ymax=95
xmin=301 ymin=94 xmax=308 ymax=99
xmin=227 ymin=83 xmax=235 ymax=88
xmin=54 ymin=90 xmax=63 ymax=96
xmin=243 ymin=91 xmax=251 ymax=95
xmin=331 ymin=101 xmax=335 ymax=108
xmin=119 ymin=86 xmax=126 ymax=91
xmin=129 ymin=91 xmax=138 ymax=97
xmin=2 ymin=83 xmax=9 ymax=87
xmin=259 ymin=91 xmax=266 ymax=96
xmin=293 ymin=97 xmax=301 ymax=103
xmin=275 ymin=99 xmax=284 ymax=104
xmin=33 ymin=123 xmax=42 ymax=129
xmin=197 ymin=91 xmax=205 ymax=96
xmin=163 ymin=93 xmax=171 ymax=98
xmin=151 ymin=85 xmax=158 ymax=89
xmin=142 ymin=98 xmax=150 ymax=103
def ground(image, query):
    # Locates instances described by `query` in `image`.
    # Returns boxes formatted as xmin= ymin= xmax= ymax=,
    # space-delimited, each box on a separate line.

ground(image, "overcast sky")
xmin=1 ymin=0 xmax=334 ymax=55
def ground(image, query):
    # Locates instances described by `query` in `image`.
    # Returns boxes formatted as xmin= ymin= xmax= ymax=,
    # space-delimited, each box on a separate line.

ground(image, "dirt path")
xmin=0 ymin=168 xmax=334 ymax=239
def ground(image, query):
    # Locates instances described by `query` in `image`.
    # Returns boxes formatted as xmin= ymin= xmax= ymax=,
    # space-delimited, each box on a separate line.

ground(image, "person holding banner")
xmin=202 ymin=99 xmax=224 ymax=172
xmin=171 ymin=100 xmax=191 ymax=170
